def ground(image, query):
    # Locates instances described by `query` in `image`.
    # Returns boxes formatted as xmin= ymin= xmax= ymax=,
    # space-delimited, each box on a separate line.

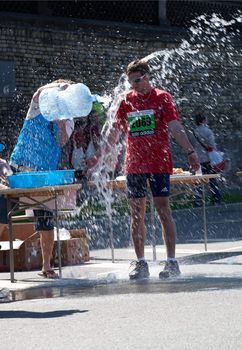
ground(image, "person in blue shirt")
xmin=0 ymin=80 xmax=74 ymax=278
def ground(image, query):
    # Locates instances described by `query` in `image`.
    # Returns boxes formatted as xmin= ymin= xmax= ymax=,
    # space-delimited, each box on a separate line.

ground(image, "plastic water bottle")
xmin=39 ymin=83 xmax=96 ymax=121
xmin=196 ymin=166 xmax=202 ymax=175
xmin=0 ymin=144 xmax=5 ymax=152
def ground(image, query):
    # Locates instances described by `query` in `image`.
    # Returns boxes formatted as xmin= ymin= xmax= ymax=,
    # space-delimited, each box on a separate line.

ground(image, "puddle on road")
xmin=5 ymin=275 xmax=242 ymax=303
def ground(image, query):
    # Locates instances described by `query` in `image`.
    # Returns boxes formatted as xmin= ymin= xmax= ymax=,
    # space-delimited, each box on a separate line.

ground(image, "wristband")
xmin=187 ymin=150 xmax=195 ymax=156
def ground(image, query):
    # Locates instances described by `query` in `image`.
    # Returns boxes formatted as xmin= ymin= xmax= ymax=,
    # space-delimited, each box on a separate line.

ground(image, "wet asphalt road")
xmin=1 ymin=269 xmax=242 ymax=350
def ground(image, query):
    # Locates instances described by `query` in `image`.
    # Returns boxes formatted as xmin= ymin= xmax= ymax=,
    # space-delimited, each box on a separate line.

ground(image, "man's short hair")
xmin=194 ymin=114 xmax=206 ymax=126
xmin=126 ymin=60 xmax=150 ymax=75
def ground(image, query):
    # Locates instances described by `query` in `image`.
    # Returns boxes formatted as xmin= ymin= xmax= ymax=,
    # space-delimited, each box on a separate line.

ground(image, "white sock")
xmin=167 ymin=257 xmax=177 ymax=262
xmin=138 ymin=257 xmax=145 ymax=262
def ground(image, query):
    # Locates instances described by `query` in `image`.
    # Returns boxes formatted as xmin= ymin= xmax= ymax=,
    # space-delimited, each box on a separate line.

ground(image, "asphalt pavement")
xmin=1 ymin=240 xmax=242 ymax=350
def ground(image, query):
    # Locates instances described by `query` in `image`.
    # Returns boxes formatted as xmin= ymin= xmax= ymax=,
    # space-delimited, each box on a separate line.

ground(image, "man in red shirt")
xmin=87 ymin=59 xmax=199 ymax=279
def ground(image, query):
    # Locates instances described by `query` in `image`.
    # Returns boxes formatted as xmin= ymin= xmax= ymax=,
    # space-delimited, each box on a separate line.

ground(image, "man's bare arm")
xmin=168 ymin=120 xmax=200 ymax=172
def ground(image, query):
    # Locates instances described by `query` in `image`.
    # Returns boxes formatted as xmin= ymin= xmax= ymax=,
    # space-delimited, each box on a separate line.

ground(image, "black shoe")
xmin=159 ymin=260 xmax=181 ymax=279
xmin=129 ymin=260 xmax=150 ymax=280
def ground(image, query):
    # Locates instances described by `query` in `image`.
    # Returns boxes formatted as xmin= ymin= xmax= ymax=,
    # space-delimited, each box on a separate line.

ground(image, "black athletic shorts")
xmin=33 ymin=210 xmax=54 ymax=231
xmin=126 ymin=173 xmax=170 ymax=198
xmin=0 ymin=196 xmax=54 ymax=231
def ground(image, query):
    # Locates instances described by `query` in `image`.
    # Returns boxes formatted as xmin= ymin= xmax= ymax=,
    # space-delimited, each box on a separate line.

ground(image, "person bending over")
xmin=0 ymin=80 xmax=74 ymax=278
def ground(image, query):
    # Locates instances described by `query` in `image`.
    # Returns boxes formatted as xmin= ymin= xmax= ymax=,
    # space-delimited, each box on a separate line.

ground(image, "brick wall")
xmin=0 ymin=13 xmax=241 ymax=187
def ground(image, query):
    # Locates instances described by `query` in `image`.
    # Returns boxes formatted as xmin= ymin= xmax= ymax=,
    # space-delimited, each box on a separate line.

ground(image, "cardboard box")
xmin=69 ymin=228 xmax=87 ymax=239
xmin=0 ymin=223 xmax=36 ymax=241
xmin=53 ymin=236 xmax=89 ymax=266
xmin=69 ymin=228 xmax=90 ymax=262
xmin=0 ymin=239 xmax=42 ymax=272
xmin=17 ymin=239 xmax=42 ymax=271
xmin=58 ymin=238 xmax=86 ymax=266
xmin=0 ymin=236 xmax=89 ymax=272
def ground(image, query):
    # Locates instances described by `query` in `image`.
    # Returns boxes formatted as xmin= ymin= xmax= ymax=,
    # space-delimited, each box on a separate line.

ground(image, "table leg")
xmin=7 ymin=198 xmax=15 ymax=283
xmin=202 ymin=184 xmax=208 ymax=251
xmin=149 ymin=192 xmax=157 ymax=262
xmin=108 ymin=214 xmax=115 ymax=263
xmin=54 ymin=193 xmax=62 ymax=278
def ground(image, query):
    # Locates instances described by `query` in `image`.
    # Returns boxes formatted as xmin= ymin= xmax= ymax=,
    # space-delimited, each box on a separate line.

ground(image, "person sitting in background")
xmin=70 ymin=101 xmax=103 ymax=179
xmin=190 ymin=114 xmax=222 ymax=205
xmin=0 ymin=79 xmax=74 ymax=279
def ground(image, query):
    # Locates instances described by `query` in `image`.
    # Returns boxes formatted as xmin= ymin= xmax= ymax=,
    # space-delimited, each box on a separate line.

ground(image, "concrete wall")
xmin=0 ymin=14 xmax=178 ymax=150
xmin=63 ymin=203 xmax=242 ymax=249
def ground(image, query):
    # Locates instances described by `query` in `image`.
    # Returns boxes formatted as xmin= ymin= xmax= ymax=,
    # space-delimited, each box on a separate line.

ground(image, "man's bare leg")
xmin=128 ymin=197 xmax=150 ymax=279
xmin=128 ymin=197 xmax=146 ymax=259
xmin=153 ymin=196 xmax=180 ymax=278
xmin=153 ymin=196 xmax=176 ymax=258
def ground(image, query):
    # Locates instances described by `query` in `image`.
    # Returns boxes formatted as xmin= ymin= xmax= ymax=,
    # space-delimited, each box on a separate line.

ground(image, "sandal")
xmin=38 ymin=270 xmax=59 ymax=279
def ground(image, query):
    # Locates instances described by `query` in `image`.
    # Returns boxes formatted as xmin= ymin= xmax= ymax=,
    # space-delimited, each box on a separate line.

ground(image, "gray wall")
xmin=63 ymin=203 xmax=242 ymax=249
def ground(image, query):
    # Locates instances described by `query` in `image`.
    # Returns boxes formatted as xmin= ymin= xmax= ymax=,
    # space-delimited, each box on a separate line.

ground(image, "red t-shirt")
xmin=114 ymin=88 xmax=179 ymax=174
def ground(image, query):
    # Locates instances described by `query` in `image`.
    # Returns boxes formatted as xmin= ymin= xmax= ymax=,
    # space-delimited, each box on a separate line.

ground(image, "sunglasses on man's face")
xmin=128 ymin=74 xmax=147 ymax=85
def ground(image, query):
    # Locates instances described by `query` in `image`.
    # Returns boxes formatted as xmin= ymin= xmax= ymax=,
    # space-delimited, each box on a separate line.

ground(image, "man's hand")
xmin=85 ymin=156 xmax=99 ymax=179
xmin=168 ymin=120 xmax=200 ymax=173
xmin=188 ymin=152 xmax=200 ymax=173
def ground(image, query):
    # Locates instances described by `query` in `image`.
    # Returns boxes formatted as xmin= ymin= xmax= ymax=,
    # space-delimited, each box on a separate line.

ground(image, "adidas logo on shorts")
xmin=161 ymin=187 xmax=168 ymax=192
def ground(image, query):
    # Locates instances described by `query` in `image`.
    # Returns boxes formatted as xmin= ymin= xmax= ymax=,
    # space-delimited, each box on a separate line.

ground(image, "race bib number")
xmin=128 ymin=110 xmax=155 ymax=137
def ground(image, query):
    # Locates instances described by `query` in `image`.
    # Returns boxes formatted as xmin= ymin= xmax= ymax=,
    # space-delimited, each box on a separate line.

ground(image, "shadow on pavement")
xmin=0 ymin=309 xmax=88 ymax=318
